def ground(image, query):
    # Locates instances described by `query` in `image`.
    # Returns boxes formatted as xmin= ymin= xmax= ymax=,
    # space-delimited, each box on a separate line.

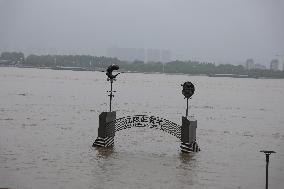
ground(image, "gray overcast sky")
xmin=0 ymin=0 xmax=284 ymax=65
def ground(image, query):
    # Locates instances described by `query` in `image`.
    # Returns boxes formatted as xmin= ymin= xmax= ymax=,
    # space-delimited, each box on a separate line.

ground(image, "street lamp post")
xmin=106 ymin=64 xmax=120 ymax=112
xmin=181 ymin=81 xmax=195 ymax=117
xmin=260 ymin=150 xmax=276 ymax=189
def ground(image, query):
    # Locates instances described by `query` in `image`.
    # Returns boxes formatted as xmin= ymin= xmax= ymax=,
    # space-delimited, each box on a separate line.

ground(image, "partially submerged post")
xmin=260 ymin=150 xmax=276 ymax=189
xmin=180 ymin=81 xmax=200 ymax=153
xmin=93 ymin=64 xmax=119 ymax=147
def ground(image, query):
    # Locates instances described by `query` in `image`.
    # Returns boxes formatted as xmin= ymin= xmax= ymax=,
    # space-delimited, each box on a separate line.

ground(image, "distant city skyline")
xmin=107 ymin=47 xmax=171 ymax=63
xmin=1 ymin=47 xmax=282 ymax=66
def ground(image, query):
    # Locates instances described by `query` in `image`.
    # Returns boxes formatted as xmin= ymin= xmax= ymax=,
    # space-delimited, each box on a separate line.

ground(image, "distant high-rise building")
xmin=107 ymin=47 xmax=171 ymax=63
xmin=107 ymin=47 xmax=145 ymax=62
xmin=146 ymin=49 xmax=160 ymax=62
xmin=135 ymin=48 xmax=145 ymax=62
xmin=245 ymin=59 xmax=255 ymax=70
xmin=275 ymin=54 xmax=284 ymax=71
xmin=270 ymin=59 xmax=280 ymax=71
xmin=254 ymin=64 xmax=266 ymax=70
xmin=160 ymin=50 xmax=171 ymax=63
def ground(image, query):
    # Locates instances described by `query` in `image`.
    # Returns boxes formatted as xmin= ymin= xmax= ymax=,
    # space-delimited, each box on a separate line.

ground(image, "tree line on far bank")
xmin=1 ymin=51 xmax=284 ymax=78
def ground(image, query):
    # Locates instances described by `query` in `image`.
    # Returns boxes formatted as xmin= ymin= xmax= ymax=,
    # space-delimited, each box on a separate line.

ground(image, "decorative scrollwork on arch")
xmin=105 ymin=115 xmax=181 ymax=139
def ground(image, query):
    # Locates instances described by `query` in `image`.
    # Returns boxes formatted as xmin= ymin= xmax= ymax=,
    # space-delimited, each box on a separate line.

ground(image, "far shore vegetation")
xmin=1 ymin=51 xmax=284 ymax=78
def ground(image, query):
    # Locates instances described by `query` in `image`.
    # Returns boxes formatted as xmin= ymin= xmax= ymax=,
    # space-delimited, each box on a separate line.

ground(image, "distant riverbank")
xmin=1 ymin=52 xmax=284 ymax=79
xmin=1 ymin=65 xmax=284 ymax=79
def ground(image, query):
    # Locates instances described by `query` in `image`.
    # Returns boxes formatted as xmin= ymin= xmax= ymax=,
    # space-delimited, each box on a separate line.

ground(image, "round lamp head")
xmin=182 ymin=81 xmax=195 ymax=99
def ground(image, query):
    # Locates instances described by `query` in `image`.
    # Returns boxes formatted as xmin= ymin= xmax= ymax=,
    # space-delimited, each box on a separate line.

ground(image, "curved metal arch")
xmin=105 ymin=115 xmax=181 ymax=140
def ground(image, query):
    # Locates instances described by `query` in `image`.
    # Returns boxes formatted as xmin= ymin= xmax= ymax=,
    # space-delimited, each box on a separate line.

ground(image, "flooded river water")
xmin=0 ymin=67 xmax=283 ymax=189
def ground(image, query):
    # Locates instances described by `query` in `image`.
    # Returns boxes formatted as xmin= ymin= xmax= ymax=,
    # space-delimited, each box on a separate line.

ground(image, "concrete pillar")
xmin=180 ymin=116 xmax=200 ymax=153
xmin=93 ymin=111 xmax=116 ymax=147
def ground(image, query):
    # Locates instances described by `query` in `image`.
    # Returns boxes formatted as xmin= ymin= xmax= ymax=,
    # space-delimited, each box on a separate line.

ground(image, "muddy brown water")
xmin=0 ymin=67 xmax=283 ymax=189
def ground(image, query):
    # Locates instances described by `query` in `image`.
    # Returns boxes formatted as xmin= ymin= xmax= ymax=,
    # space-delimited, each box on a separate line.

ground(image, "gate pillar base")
xmin=93 ymin=111 xmax=116 ymax=148
xmin=180 ymin=116 xmax=200 ymax=153
xmin=93 ymin=137 xmax=114 ymax=148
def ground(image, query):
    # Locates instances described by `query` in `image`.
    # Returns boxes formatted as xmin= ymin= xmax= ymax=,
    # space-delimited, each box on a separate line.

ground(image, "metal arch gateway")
xmin=106 ymin=115 xmax=181 ymax=139
xmin=93 ymin=65 xmax=199 ymax=153
xmin=93 ymin=112 xmax=200 ymax=153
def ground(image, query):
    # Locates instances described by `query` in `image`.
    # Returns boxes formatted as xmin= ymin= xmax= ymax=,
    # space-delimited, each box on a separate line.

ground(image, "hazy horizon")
xmin=1 ymin=0 xmax=284 ymax=65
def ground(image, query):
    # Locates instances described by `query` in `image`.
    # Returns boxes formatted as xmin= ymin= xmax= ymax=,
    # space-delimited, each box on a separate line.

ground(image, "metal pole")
xmin=109 ymin=79 xmax=113 ymax=112
xmin=186 ymin=98 xmax=189 ymax=117
xmin=260 ymin=150 xmax=276 ymax=189
xmin=265 ymin=154 xmax=269 ymax=189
